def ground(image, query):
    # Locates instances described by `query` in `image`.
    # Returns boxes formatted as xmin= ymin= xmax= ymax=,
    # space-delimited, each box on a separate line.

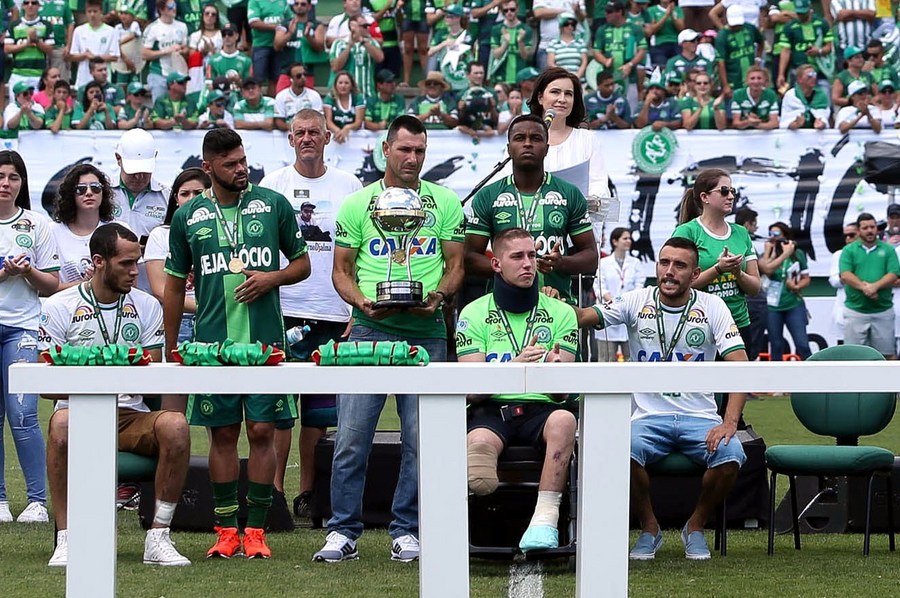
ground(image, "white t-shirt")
xmin=189 ymin=30 xmax=223 ymax=53
xmin=144 ymin=224 xmax=196 ymax=302
xmin=274 ymin=86 xmax=324 ymax=119
xmin=50 ymin=221 xmax=110 ymax=283
xmin=836 ymin=104 xmax=882 ymax=129
xmin=2 ymin=101 xmax=44 ymax=130
xmin=0 ymin=208 xmax=60 ymax=329
xmin=39 ymin=283 xmax=163 ymax=411
xmin=593 ymin=286 xmax=744 ymax=421
xmin=70 ymin=23 xmax=121 ymax=89
xmin=259 ymin=165 xmax=362 ymax=321
xmin=594 ymin=254 xmax=646 ymax=342
xmin=326 ymin=13 xmax=352 ymax=49
xmin=143 ymin=19 xmax=189 ymax=78
xmin=533 ymin=0 xmax=572 ymax=50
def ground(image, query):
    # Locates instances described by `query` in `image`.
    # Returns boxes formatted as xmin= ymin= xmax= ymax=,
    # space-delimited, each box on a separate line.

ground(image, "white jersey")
xmin=260 ymin=165 xmax=361 ymax=321
xmin=593 ymin=286 xmax=744 ymax=421
xmin=38 ymin=283 xmax=164 ymax=411
xmin=594 ymin=254 xmax=646 ymax=342
xmin=0 ymin=208 xmax=60 ymax=329
xmin=144 ymin=224 xmax=195 ymax=302
xmin=142 ymin=19 xmax=189 ymax=77
xmin=274 ymin=86 xmax=324 ymax=120
xmin=70 ymin=23 xmax=121 ymax=89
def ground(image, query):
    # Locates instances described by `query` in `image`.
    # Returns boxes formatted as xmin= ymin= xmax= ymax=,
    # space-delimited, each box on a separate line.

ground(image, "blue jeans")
xmin=252 ymin=46 xmax=281 ymax=84
xmin=327 ymin=324 xmax=448 ymax=540
xmin=0 ymin=325 xmax=46 ymax=503
xmin=767 ymin=303 xmax=811 ymax=361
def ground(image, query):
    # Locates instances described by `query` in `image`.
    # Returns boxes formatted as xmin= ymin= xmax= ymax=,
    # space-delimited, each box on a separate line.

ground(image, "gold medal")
xmin=392 ymin=248 xmax=407 ymax=264
xmin=228 ymin=256 xmax=244 ymax=274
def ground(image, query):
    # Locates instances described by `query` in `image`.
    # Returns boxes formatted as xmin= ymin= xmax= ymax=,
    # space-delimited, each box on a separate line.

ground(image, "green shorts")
xmin=186 ymin=393 xmax=298 ymax=428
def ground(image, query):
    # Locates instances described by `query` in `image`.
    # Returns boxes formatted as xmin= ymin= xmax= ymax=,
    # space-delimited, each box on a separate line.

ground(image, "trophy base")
xmin=373 ymin=280 xmax=427 ymax=310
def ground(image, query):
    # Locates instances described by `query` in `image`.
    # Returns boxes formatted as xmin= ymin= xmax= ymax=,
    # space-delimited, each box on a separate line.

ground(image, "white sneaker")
xmin=312 ymin=531 xmax=359 ymax=562
xmin=144 ymin=527 xmax=191 ymax=566
xmin=390 ymin=534 xmax=420 ymax=562
xmin=17 ymin=501 xmax=49 ymax=523
xmin=0 ymin=501 xmax=12 ymax=523
xmin=48 ymin=530 xmax=68 ymax=567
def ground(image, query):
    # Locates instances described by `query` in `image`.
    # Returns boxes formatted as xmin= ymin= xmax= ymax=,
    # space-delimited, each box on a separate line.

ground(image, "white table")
xmin=10 ymin=361 xmax=898 ymax=598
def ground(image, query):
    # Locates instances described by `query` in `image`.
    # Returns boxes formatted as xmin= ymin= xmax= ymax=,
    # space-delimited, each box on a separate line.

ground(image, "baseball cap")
xmin=726 ymin=5 xmax=745 ymax=26
xmin=116 ymin=129 xmax=157 ymax=174
xmin=843 ymin=46 xmax=863 ymax=61
xmin=701 ymin=29 xmax=718 ymax=39
xmin=888 ymin=204 xmax=900 ymax=217
xmin=794 ymin=0 xmax=810 ymax=14
xmin=241 ymin=77 xmax=260 ymax=88
xmin=847 ymin=80 xmax=869 ymax=96
xmin=127 ymin=81 xmax=148 ymax=95
xmin=677 ymin=29 xmax=699 ymax=44
xmin=13 ymin=81 xmax=34 ymax=95
xmin=375 ymin=68 xmax=397 ymax=83
xmin=207 ymin=90 xmax=227 ymax=105
xmin=301 ymin=201 xmax=316 ymax=210
xmin=166 ymin=72 xmax=190 ymax=86
xmin=606 ymin=1 xmax=625 ymax=12
xmin=880 ymin=80 xmax=896 ymax=92
xmin=444 ymin=4 xmax=465 ymax=17
xmin=222 ymin=24 xmax=236 ymax=36
xmin=557 ymin=10 xmax=577 ymax=25
xmin=516 ymin=67 xmax=540 ymax=83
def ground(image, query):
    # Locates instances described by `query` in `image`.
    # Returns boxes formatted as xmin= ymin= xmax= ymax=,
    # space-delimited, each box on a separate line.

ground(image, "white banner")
xmin=16 ymin=128 xmax=899 ymax=351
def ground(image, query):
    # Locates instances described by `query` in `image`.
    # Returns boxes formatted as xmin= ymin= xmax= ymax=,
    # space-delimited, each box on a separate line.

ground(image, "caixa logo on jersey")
xmin=368 ymin=236 xmax=438 ymax=257
xmin=636 ymin=350 xmax=706 ymax=362
xmin=200 ymin=247 xmax=274 ymax=275
xmin=486 ymin=352 xmax=513 ymax=362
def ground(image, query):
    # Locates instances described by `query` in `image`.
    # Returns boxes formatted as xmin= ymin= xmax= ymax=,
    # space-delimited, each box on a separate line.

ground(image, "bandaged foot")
xmin=467 ymin=442 xmax=499 ymax=496
xmin=519 ymin=491 xmax=563 ymax=552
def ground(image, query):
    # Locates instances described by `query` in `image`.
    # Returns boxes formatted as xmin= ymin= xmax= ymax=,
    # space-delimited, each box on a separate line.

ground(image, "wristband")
xmin=715 ymin=264 xmax=723 ymax=275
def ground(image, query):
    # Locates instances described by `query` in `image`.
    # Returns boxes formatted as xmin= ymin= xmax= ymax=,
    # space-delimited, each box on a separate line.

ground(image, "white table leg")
xmin=67 ymin=394 xmax=118 ymax=598
xmin=577 ymin=393 xmax=631 ymax=598
xmin=418 ymin=394 xmax=469 ymax=598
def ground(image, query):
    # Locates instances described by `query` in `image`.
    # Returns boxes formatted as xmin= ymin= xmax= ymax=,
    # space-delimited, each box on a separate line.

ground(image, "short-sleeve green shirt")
xmin=165 ymin=185 xmax=308 ymax=344
xmin=467 ymin=173 xmax=592 ymax=300
xmin=247 ymin=0 xmax=290 ymax=48
xmin=489 ymin=22 xmax=532 ymax=84
xmin=593 ymin=23 xmax=647 ymax=85
xmin=672 ymin=219 xmax=757 ymax=327
xmin=768 ymin=249 xmax=808 ymax=312
xmin=715 ymin=24 xmax=763 ymax=89
xmin=646 ymin=4 xmax=684 ymax=46
xmin=334 ymin=179 xmax=465 ymax=338
xmin=365 ymin=93 xmax=406 ymax=125
xmin=732 ymin=87 xmax=780 ymax=120
xmin=839 ymin=240 xmax=900 ymax=313
xmin=456 ymin=292 xmax=578 ymax=403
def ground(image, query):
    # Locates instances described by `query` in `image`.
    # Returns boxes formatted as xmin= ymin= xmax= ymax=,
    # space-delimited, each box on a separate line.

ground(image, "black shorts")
xmin=402 ymin=19 xmax=430 ymax=34
xmin=467 ymin=402 xmax=565 ymax=450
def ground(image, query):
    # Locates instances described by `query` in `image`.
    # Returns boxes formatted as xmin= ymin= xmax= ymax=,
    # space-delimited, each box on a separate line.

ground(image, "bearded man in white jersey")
xmin=576 ymin=236 xmax=748 ymax=562
xmin=40 ymin=223 xmax=191 ymax=568
xmin=259 ymin=108 xmax=362 ymax=519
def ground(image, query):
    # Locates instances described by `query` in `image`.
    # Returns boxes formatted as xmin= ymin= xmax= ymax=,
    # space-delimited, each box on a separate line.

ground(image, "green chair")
xmin=646 ymin=452 xmax=728 ymax=556
xmin=765 ymin=344 xmax=897 ymax=556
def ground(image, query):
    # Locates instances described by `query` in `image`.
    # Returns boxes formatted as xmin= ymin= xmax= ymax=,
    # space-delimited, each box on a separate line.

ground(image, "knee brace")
xmin=467 ymin=442 xmax=500 ymax=496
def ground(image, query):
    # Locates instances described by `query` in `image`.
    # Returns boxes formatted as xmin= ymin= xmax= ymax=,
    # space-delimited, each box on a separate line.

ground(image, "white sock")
xmin=528 ymin=491 xmax=562 ymax=528
xmin=153 ymin=500 xmax=177 ymax=527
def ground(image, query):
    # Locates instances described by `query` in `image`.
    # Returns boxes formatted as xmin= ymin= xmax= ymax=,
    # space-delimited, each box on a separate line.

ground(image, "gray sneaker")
xmin=629 ymin=530 xmax=663 ymax=560
xmin=313 ymin=531 xmax=359 ymax=562
xmin=681 ymin=523 xmax=711 ymax=560
xmin=391 ymin=534 xmax=419 ymax=562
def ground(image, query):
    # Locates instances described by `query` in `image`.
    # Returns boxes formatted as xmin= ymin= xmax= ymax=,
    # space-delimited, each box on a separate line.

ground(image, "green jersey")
xmin=6 ymin=18 xmax=55 ymax=77
xmin=836 ymin=70 xmax=875 ymax=102
xmin=664 ymin=53 xmax=714 ymax=82
xmin=278 ymin=16 xmax=328 ymax=65
xmin=329 ymin=38 xmax=380 ymax=98
xmin=489 ymin=22 xmax=532 ymax=84
xmin=646 ymin=4 xmax=684 ymax=46
xmin=366 ymin=0 xmax=398 ymax=48
xmin=43 ymin=103 xmax=84 ymax=129
xmin=334 ymin=179 xmax=465 ymax=338
xmin=152 ymin=95 xmax=198 ymax=125
xmin=165 ymin=185 xmax=308 ymax=344
xmin=113 ymin=0 xmax=148 ymax=20
xmin=839 ymin=240 xmax=900 ymax=313
xmin=456 ymin=292 xmax=578 ymax=403
xmin=731 ymin=87 xmax=780 ymax=120
xmin=408 ymin=94 xmax=458 ymax=129
xmin=593 ymin=23 xmax=647 ymax=85
xmin=39 ymin=0 xmax=74 ymax=49
xmin=679 ymin=97 xmax=720 ymax=129
xmin=672 ymin=219 xmax=757 ymax=327
xmin=430 ymin=27 xmax=474 ymax=92
xmin=778 ymin=17 xmax=834 ymax=74
xmin=715 ymin=24 xmax=763 ymax=89
xmin=365 ymin=93 xmax=406 ymax=125
xmin=247 ymin=0 xmax=289 ymax=47
xmin=425 ymin=0 xmax=448 ymax=35
xmin=323 ymin=92 xmax=364 ymax=127
xmin=767 ymin=249 xmax=807 ymax=312
xmin=207 ymin=50 xmax=252 ymax=82
xmin=177 ymin=0 xmax=202 ymax=34
xmin=232 ymin=96 xmax=275 ymax=122
xmin=468 ymin=173 xmax=592 ymax=300
xmin=625 ymin=9 xmax=650 ymax=29
xmin=584 ymin=90 xmax=632 ymax=128
xmin=405 ymin=0 xmax=426 ymax=21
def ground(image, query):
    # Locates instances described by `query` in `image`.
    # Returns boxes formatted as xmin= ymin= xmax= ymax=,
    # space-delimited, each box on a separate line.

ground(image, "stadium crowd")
xmin=1 ymin=0 xmax=900 ymax=573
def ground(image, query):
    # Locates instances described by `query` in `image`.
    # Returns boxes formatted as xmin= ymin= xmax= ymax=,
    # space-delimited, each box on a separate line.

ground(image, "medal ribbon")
xmin=209 ymin=189 xmax=245 ymax=260
xmin=85 ymin=282 xmax=124 ymax=345
xmin=654 ymin=288 xmax=695 ymax=362
xmin=513 ymin=173 xmax=548 ymax=232
xmin=492 ymin=297 xmax=538 ymax=355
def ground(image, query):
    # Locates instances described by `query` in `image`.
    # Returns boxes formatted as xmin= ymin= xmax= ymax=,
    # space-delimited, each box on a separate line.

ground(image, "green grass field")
xmin=2 ymin=395 xmax=900 ymax=597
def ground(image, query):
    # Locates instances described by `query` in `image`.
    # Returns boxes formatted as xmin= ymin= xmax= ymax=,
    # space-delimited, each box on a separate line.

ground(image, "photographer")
xmin=757 ymin=221 xmax=811 ymax=361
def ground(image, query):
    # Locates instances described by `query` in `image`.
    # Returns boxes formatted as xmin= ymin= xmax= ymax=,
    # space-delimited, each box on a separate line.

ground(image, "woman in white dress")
xmin=595 ymin=228 xmax=646 ymax=361
xmin=50 ymin=163 xmax=117 ymax=289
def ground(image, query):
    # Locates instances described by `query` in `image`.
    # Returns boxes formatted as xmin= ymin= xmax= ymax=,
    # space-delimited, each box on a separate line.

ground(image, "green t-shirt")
xmin=468 ymin=173 xmax=592 ymax=300
xmin=839 ymin=240 xmax=900 ymax=313
xmin=365 ymin=93 xmax=406 ymax=125
xmin=334 ymin=179 xmax=465 ymax=338
xmin=232 ymin=96 xmax=275 ymax=121
xmin=715 ymin=24 xmax=763 ymax=89
xmin=679 ymin=96 xmax=720 ymax=129
xmin=152 ymin=95 xmax=198 ymax=125
xmin=208 ymin=50 xmax=252 ymax=81
xmin=430 ymin=27 xmax=474 ymax=92
xmin=366 ymin=0 xmax=398 ymax=48
xmin=165 ymin=185 xmax=308 ymax=344
xmin=664 ymin=53 xmax=714 ymax=82
xmin=278 ymin=16 xmax=328 ymax=65
xmin=837 ymin=70 xmax=875 ymax=102
xmin=593 ymin=23 xmax=647 ymax=85
xmin=768 ymin=249 xmax=807 ymax=312
xmin=625 ymin=9 xmax=650 ymax=29
xmin=456 ymin=292 xmax=578 ymax=402
xmin=39 ymin=0 xmax=74 ymax=49
xmin=324 ymin=92 xmax=364 ymax=127
xmin=489 ymin=22 xmax=532 ymax=84
xmin=405 ymin=0 xmax=426 ymax=21
xmin=672 ymin=219 xmax=756 ymax=327
xmin=247 ymin=0 xmax=289 ymax=48
xmin=646 ymin=4 xmax=684 ymax=46
xmin=43 ymin=103 xmax=84 ymax=129
xmin=732 ymin=87 xmax=780 ymax=120
xmin=177 ymin=0 xmax=202 ymax=34
xmin=329 ymin=38 xmax=380 ymax=99
xmin=778 ymin=17 xmax=834 ymax=74
xmin=7 ymin=18 xmax=55 ymax=77
xmin=407 ymin=94 xmax=458 ymax=129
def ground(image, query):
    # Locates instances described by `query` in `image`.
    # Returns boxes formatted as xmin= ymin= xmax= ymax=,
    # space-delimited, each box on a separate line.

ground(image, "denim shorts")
xmin=631 ymin=414 xmax=746 ymax=469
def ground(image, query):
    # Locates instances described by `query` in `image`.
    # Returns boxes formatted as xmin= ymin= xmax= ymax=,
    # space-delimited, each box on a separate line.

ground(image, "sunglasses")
xmin=503 ymin=7 xmax=517 ymax=13
xmin=22 ymin=1 xmax=39 ymax=5
xmin=845 ymin=232 xmax=858 ymax=238
xmin=710 ymin=186 xmax=736 ymax=196
xmin=769 ymin=230 xmax=782 ymax=237
xmin=76 ymin=182 xmax=103 ymax=195
xmin=165 ymin=3 xmax=176 ymax=9
xmin=695 ymin=80 xmax=710 ymax=85
xmin=213 ymin=100 xmax=226 ymax=107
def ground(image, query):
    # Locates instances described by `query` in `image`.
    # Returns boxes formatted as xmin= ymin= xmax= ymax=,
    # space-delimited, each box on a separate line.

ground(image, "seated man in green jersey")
xmin=456 ymin=227 xmax=578 ymax=552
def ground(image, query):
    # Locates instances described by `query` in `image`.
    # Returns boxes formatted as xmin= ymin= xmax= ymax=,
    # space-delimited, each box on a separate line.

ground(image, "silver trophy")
xmin=372 ymin=187 xmax=428 ymax=308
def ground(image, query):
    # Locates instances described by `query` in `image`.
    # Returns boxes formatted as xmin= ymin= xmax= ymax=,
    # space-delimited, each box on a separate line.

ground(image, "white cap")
xmin=726 ymin=5 xmax=745 ymax=26
xmin=116 ymin=129 xmax=157 ymax=174
xmin=847 ymin=80 xmax=868 ymax=97
xmin=677 ymin=28 xmax=699 ymax=44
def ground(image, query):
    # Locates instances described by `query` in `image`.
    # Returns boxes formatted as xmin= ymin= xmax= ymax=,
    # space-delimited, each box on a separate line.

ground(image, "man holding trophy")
xmin=314 ymin=115 xmax=465 ymax=563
